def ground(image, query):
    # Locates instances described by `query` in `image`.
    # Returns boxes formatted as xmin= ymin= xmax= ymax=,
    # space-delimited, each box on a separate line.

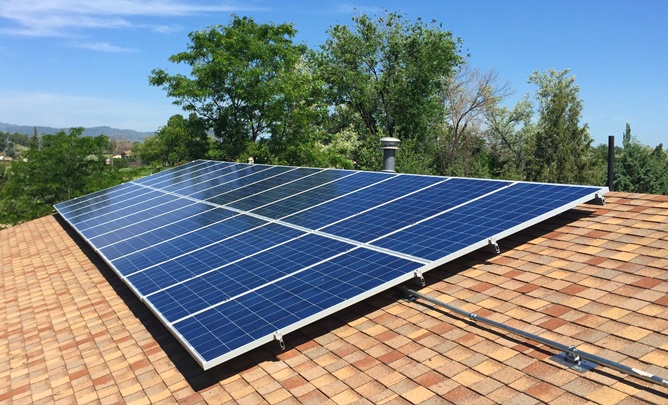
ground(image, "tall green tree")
xmin=615 ymin=123 xmax=668 ymax=194
xmin=149 ymin=16 xmax=319 ymax=162
xmin=28 ymin=127 xmax=41 ymax=150
xmin=260 ymin=58 xmax=329 ymax=167
xmin=484 ymin=96 xmax=536 ymax=180
xmin=314 ymin=12 xmax=463 ymax=172
xmin=525 ymin=68 xmax=593 ymax=184
xmin=153 ymin=113 xmax=209 ymax=165
xmin=136 ymin=134 xmax=167 ymax=166
xmin=0 ymin=128 xmax=124 ymax=225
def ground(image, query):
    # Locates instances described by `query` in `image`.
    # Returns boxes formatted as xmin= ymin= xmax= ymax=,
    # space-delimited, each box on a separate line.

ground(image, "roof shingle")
xmin=2 ymin=192 xmax=668 ymax=404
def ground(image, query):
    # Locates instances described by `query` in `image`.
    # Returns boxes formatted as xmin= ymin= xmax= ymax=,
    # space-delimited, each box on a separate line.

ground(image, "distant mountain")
xmin=0 ymin=122 xmax=153 ymax=142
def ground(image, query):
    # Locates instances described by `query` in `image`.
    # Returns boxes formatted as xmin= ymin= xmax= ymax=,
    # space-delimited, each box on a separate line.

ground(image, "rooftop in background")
xmin=2 ymin=192 xmax=668 ymax=403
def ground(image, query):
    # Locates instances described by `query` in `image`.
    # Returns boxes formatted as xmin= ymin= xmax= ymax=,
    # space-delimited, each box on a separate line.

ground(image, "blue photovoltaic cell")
xmin=54 ymin=182 xmax=141 ymax=217
xmin=61 ymin=185 xmax=156 ymax=224
xmin=372 ymin=183 xmax=599 ymax=261
xmin=77 ymin=194 xmax=182 ymax=239
xmin=227 ymin=169 xmax=353 ymax=212
xmin=79 ymin=198 xmax=196 ymax=239
xmin=111 ymin=213 xmax=268 ymax=276
xmin=92 ymin=203 xmax=217 ymax=251
xmin=203 ymin=167 xmax=320 ymax=206
xmin=165 ymin=164 xmax=266 ymax=196
xmin=185 ymin=165 xmax=288 ymax=201
xmin=68 ymin=190 xmax=169 ymax=228
xmin=147 ymin=234 xmax=355 ymax=322
xmin=320 ymin=178 xmax=508 ymax=242
xmin=153 ymin=162 xmax=237 ymax=192
xmin=189 ymin=165 xmax=291 ymax=196
xmin=251 ymin=171 xmax=393 ymax=219
xmin=53 ymin=159 xmax=606 ymax=369
xmin=132 ymin=160 xmax=219 ymax=187
xmin=126 ymin=222 xmax=305 ymax=296
xmin=282 ymin=174 xmax=443 ymax=229
xmin=172 ymin=248 xmax=421 ymax=362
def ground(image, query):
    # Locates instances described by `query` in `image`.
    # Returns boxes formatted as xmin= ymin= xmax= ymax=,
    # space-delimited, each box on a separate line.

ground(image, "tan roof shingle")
xmin=2 ymin=192 xmax=668 ymax=403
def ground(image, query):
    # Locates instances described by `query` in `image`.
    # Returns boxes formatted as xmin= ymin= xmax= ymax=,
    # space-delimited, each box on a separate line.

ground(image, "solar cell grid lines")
xmin=55 ymin=160 xmax=608 ymax=369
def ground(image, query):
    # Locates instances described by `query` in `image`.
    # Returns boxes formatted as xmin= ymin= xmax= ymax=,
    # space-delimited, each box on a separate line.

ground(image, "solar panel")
xmin=55 ymin=160 xmax=608 ymax=369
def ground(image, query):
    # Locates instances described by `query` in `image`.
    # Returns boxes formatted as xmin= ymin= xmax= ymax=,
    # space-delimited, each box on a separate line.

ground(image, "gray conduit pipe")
xmin=403 ymin=287 xmax=668 ymax=388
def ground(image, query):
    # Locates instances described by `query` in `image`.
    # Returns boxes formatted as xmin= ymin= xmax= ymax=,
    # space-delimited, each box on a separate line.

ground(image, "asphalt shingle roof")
xmin=2 ymin=191 xmax=668 ymax=404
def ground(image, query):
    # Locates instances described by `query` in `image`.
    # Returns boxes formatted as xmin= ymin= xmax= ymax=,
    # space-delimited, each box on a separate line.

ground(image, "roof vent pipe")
xmin=608 ymin=135 xmax=614 ymax=191
xmin=380 ymin=137 xmax=400 ymax=173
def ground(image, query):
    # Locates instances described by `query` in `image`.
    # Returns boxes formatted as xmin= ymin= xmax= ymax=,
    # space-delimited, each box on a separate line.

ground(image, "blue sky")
xmin=0 ymin=0 xmax=666 ymax=147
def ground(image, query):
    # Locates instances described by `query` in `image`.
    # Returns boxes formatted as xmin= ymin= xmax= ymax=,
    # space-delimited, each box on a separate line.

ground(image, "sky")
xmin=0 ymin=0 xmax=666 ymax=147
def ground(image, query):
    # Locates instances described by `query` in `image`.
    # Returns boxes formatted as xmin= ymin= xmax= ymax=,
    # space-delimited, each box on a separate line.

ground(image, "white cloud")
xmin=0 ymin=0 xmax=265 ymax=37
xmin=332 ymin=3 xmax=384 ymax=16
xmin=68 ymin=40 xmax=138 ymax=53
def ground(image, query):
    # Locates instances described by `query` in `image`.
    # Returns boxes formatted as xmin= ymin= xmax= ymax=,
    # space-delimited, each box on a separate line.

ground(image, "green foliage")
xmin=0 ymin=132 xmax=30 ymax=149
xmin=0 ymin=128 xmax=129 ymax=225
xmin=111 ymin=157 xmax=129 ymax=169
xmin=149 ymin=15 xmax=318 ymax=163
xmin=129 ymin=13 xmax=665 ymax=194
xmin=264 ymin=59 xmax=331 ymax=167
xmin=484 ymin=97 xmax=535 ymax=180
xmin=148 ymin=114 xmax=210 ymax=165
xmin=4 ymin=142 xmax=15 ymax=158
xmin=136 ymin=134 xmax=167 ymax=166
xmin=28 ymin=127 xmax=41 ymax=150
xmin=1 ymin=131 xmax=31 ymax=158
xmin=614 ymin=124 xmax=668 ymax=194
xmin=314 ymin=12 xmax=463 ymax=171
xmin=525 ymin=69 xmax=593 ymax=184
xmin=314 ymin=127 xmax=362 ymax=170
xmin=588 ymin=142 xmax=612 ymax=187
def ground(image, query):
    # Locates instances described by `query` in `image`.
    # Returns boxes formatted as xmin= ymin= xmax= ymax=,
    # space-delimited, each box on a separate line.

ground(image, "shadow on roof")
xmin=52 ymin=204 xmax=614 ymax=392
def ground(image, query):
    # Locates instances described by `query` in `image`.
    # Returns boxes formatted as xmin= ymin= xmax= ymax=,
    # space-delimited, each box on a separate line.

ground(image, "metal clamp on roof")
xmin=591 ymin=190 xmax=606 ymax=206
xmin=274 ymin=330 xmax=285 ymax=351
xmin=565 ymin=346 xmax=581 ymax=365
xmin=487 ymin=238 xmax=500 ymax=254
xmin=414 ymin=269 xmax=425 ymax=287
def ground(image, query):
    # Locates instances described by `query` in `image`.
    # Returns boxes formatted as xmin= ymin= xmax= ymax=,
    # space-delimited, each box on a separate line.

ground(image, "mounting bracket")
xmin=274 ymin=330 xmax=285 ymax=351
xmin=550 ymin=346 xmax=597 ymax=373
xmin=487 ymin=238 xmax=500 ymax=254
xmin=414 ymin=269 xmax=425 ymax=287
xmin=591 ymin=192 xmax=606 ymax=206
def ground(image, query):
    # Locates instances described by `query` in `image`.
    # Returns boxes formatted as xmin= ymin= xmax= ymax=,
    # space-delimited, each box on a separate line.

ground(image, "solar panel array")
xmin=55 ymin=160 xmax=607 ymax=369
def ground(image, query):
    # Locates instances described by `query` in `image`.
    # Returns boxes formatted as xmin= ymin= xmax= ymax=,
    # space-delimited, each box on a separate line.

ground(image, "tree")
xmin=108 ymin=138 xmax=133 ymax=156
xmin=28 ymin=127 xmax=41 ymax=150
xmin=314 ymin=12 xmax=463 ymax=172
xmin=525 ymin=68 xmax=593 ymax=184
xmin=435 ymin=63 xmax=511 ymax=176
xmin=4 ymin=140 xmax=15 ymax=158
xmin=650 ymin=144 xmax=668 ymax=194
xmin=149 ymin=16 xmax=317 ymax=162
xmin=153 ymin=113 xmax=209 ymax=165
xmin=0 ymin=128 xmax=126 ymax=225
xmin=484 ymin=96 xmax=535 ymax=179
xmin=136 ymin=134 xmax=167 ymax=166
xmin=615 ymin=123 xmax=668 ymax=194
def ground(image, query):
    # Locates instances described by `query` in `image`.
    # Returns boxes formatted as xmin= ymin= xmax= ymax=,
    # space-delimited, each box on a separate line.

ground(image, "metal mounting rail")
xmin=403 ymin=287 xmax=668 ymax=388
